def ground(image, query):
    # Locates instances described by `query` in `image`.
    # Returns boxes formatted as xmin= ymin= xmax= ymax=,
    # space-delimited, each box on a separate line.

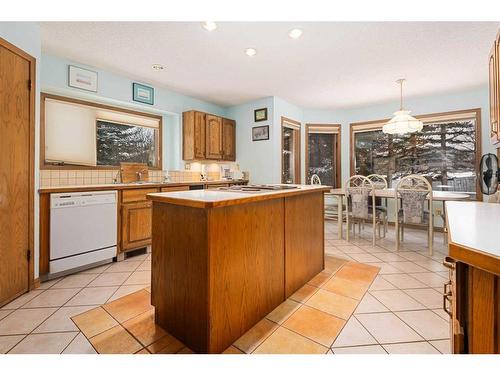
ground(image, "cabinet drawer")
xmin=161 ymin=186 xmax=190 ymax=192
xmin=122 ymin=188 xmax=159 ymax=203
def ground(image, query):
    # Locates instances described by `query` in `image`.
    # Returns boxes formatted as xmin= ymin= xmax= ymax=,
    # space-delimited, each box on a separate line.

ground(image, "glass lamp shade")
xmin=382 ymin=110 xmax=423 ymax=135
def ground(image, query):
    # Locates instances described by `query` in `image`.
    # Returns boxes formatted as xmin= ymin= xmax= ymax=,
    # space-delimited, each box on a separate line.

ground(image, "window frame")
xmin=349 ymin=108 xmax=482 ymax=200
xmin=305 ymin=123 xmax=342 ymax=187
xmin=40 ymin=93 xmax=163 ymax=170
xmin=281 ymin=116 xmax=302 ymax=184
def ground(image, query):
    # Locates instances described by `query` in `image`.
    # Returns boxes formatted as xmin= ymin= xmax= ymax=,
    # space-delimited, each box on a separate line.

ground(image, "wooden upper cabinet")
xmin=205 ymin=115 xmax=223 ymax=160
xmin=222 ymin=118 xmax=236 ymax=161
xmin=183 ymin=110 xmax=236 ymax=161
xmin=183 ymin=111 xmax=206 ymax=160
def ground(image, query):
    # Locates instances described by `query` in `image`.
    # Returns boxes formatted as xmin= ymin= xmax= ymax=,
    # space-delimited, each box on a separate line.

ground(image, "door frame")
xmin=0 ymin=37 xmax=36 ymax=292
xmin=305 ymin=123 xmax=342 ymax=188
xmin=281 ymin=116 xmax=301 ymax=184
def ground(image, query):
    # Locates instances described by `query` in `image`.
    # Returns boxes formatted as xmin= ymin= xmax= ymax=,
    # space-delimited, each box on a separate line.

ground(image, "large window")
xmin=42 ymin=94 xmax=162 ymax=169
xmin=351 ymin=109 xmax=481 ymax=199
xmin=306 ymin=124 xmax=341 ymax=187
xmin=281 ymin=117 xmax=301 ymax=184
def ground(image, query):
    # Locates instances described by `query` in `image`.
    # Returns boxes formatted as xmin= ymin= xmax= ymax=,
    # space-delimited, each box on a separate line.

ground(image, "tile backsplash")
xmin=39 ymin=169 xmax=221 ymax=187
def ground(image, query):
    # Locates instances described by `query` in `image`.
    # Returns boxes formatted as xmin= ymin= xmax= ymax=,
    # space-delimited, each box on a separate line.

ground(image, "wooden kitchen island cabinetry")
xmin=445 ymin=201 xmax=500 ymax=354
xmin=147 ymin=185 xmax=330 ymax=353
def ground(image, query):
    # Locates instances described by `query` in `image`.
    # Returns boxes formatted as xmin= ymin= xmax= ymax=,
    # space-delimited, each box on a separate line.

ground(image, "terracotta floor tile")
xmin=334 ymin=264 xmax=379 ymax=284
xmin=50 ymin=274 xmax=98 ymax=289
xmin=135 ymin=348 xmax=151 ymax=354
xmin=354 ymin=293 xmax=389 ymax=314
xmin=88 ymin=272 xmax=132 ymax=287
xmin=233 ymin=318 xmax=278 ymax=353
xmin=34 ymin=305 xmax=98 ymax=333
xmin=123 ymin=271 xmax=151 ymax=285
xmin=370 ymin=289 xmax=425 ymax=311
xmin=122 ymin=309 xmax=167 ymax=346
xmin=395 ymin=310 xmax=449 ymax=340
xmin=22 ymin=288 xmax=81 ymax=308
xmin=356 ymin=312 xmax=423 ymax=344
xmin=324 ymin=256 xmax=347 ymax=273
xmin=0 ymin=308 xmax=57 ymax=335
xmin=283 ymin=305 xmax=345 ymax=347
xmin=289 ymin=284 xmax=318 ymax=303
xmin=266 ymin=299 xmax=300 ymax=324
xmin=9 ymin=332 xmax=78 ymax=354
xmin=332 ymin=316 xmax=377 ymax=347
xmin=348 ymin=253 xmax=382 ymax=263
xmin=223 ymin=345 xmax=244 ymax=354
xmin=103 ymin=289 xmax=152 ymax=323
xmin=66 ymin=286 xmax=118 ymax=306
xmin=62 ymin=332 xmax=97 ymax=354
xmin=147 ymin=332 xmax=185 ymax=353
xmin=108 ymin=284 xmax=150 ymax=302
xmin=90 ymin=325 xmax=143 ymax=354
xmin=72 ymin=307 xmax=118 ymax=338
xmin=383 ymin=341 xmax=440 ymax=354
xmin=369 ymin=262 xmax=404 ymax=275
xmin=0 ymin=335 xmax=25 ymax=354
xmin=253 ymin=327 xmax=327 ymax=354
xmin=307 ymin=271 xmax=332 ymax=287
xmin=305 ymin=289 xmax=359 ymax=320
xmin=322 ymin=276 xmax=368 ymax=300
xmin=332 ymin=345 xmax=387 ymax=354
xmin=177 ymin=346 xmax=195 ymax=354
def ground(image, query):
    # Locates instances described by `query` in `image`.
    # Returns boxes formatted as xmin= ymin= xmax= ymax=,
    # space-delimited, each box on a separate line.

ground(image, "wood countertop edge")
xmin=38 ymin=180 xmax=249 ymax=193
xmin=147 ymin=186 xmax=332 ymax=209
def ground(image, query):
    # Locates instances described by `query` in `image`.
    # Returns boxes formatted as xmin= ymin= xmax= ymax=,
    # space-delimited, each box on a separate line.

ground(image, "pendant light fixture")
xmin=382 ymin=79 xmax=423 ymax=135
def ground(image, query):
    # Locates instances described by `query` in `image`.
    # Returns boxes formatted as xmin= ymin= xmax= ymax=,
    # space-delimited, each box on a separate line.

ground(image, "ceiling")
xmin=41 ymin=22 xmax=500 ymax=109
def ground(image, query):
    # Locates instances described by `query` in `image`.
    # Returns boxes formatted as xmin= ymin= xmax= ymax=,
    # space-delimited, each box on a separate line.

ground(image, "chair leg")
xmin=395 ymin=220 xmax=400 ymax=252
xmin=400 ymin=224 xmax=404 ymax=242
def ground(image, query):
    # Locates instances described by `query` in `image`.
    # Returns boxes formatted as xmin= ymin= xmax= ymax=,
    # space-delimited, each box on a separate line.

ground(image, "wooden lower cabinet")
xmin=121 ymin=201 xmax=153 ymax=252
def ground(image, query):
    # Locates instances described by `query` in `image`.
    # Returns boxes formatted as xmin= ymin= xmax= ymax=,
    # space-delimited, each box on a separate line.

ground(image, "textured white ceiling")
xmin=41 ymin=22 xmax=500 ymax=109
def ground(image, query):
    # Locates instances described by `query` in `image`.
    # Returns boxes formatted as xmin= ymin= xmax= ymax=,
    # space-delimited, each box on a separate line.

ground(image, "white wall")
xmin=0 ymin=22 xmax=42 ymax=278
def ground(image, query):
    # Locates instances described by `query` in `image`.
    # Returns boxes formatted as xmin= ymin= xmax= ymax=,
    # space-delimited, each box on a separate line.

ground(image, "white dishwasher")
xmin=50 ymin=190 xmax=117 ymax=276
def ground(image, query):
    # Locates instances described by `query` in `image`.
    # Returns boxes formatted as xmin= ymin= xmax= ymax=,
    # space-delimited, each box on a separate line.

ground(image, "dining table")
xmin=328 ymin=187 xmax=471 ymax=240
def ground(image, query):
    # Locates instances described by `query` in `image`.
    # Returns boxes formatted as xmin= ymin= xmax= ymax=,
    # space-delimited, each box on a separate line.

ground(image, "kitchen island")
xmin=147 ymin=184 xmax=330 ymax=353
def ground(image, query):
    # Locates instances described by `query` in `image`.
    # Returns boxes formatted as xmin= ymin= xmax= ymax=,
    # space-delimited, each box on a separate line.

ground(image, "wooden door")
xmin=205 ymin=115 xmax=223 ymax=159
xmin=222 ymin=118 xmax=236 ymax=161
xmin=489 ymin=42 xmax=498 ymax=138
xmin=0 ymin=39 xmax=34 ymax=306
xmin=194 ymin=111 xmax=206 ymax=159
xmin=121 ymin=201 xmax=153 ymax=251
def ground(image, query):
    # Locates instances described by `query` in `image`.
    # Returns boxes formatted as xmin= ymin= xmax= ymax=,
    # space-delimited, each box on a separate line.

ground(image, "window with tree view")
xmin=96 ymin=120 xmax=159 ymax=167
xmin=353 ymin=111 xmax=479 ymax=199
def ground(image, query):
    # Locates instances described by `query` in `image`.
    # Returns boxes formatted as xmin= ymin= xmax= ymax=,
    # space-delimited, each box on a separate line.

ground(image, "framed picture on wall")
xmin=133 ymin=83 xmax=155 ymax=105
xmin=68 ymin=65 xmax=98 ymax=92
xmin=254 ymin=107 xmax=268 ymax=122
xmin=252 ymin=125 xmax=269 ymax=141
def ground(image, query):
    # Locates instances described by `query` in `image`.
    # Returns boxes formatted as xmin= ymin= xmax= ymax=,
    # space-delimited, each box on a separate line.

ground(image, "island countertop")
xmin=446 ymin=201 xmax=500 ymax=275
xmin=147 ymin=184 xmax=332 ymax=208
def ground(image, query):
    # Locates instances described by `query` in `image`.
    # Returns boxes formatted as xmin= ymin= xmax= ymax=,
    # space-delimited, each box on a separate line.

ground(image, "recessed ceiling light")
xmin=245 ymin=48 xmax=257 ymax=57
xmin=151 ymin=64 xmax=165 ymax=71
xmin=202 ymin=21 xmax=217 ymax=31
xmin=288 ymin=28 xmax=303 ymax=39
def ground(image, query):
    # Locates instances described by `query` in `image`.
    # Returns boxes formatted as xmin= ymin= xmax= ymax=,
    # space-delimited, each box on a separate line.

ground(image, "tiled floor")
xmin=0 ymin=221 xmax=452 ymax=354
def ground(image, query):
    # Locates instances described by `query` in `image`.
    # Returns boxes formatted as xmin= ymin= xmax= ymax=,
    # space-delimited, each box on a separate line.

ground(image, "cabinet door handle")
xmin=443 ymin=280 xmax=453 ymax=317
xmin=442 ymin=256 xmax=455 ymax=270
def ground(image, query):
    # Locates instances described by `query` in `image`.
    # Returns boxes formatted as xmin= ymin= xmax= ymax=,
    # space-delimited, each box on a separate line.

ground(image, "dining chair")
xmin=311 ymin=174 xmax=339 ymax=221
xmin=395 ymin=174 xmax=434 ymax=255
xmin=366 ymin=174 xmax=388 ymax=237
xmin=345 ymin=175 xmax=382 ymax=246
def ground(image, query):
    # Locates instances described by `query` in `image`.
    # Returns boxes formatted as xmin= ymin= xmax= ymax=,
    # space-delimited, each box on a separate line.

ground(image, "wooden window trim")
xmin=40 ymin=92 xmax=163 ymax=170
xmin=0 ymin=37 xmax=36 ymax=290
xmin=281 ymin=116 xmax=301 ymax=184
xmin=349 ymin=108 xmax=482 ymax=200
xmin=305 ymin=123 xmax=341 ymax=188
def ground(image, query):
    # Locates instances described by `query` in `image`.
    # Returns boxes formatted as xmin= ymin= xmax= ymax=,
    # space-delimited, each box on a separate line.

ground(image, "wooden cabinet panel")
xmin=183 ymin=111 xmax=206 ymax=160
xmin=122 ymin=188 xmax=159 ymax=203
xmin=489 ymin=42 xmax=498 ymax=138
xmin=160 ymin=186 xmax=190 ymax=192
xmin=121 ymin=201 xmax=153 ymax=251
xmin=205 ymin=115 xmax=223 ymax=159
xmin=222 ymin=118 xmax=236 ymax=161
